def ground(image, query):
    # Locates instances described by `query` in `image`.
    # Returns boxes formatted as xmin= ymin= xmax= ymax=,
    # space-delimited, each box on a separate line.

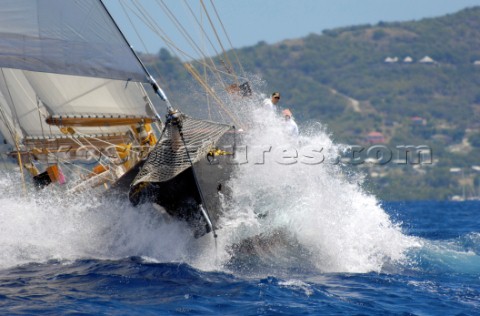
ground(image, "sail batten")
xmin=0 ymin=0 xmax=147 ymax=82
xmin=46 ymin=115 xmax=156 ymax=127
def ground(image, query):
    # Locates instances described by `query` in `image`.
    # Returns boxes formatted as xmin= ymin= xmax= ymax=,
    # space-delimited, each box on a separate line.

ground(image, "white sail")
xmin=0 ymin=68 xmax=154 ymax=139
xmin=0 ymin=0 xmax=237 ymax=237
xmin=0 ymin=0 xmax=146 ymax=82
xmin=0 ymin=0 xmax=160 ymax=155
xmin=0 ymin=68 xmax=48 ymax=139
xmin=24 ymin=71 xmax=152 ymax=117
xmin=0 ymin=89 xmax=20 ymax=147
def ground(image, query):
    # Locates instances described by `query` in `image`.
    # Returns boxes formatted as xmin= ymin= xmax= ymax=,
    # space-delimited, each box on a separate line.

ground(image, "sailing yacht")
xmin=0 ymin=0 xmax=242 ymax=238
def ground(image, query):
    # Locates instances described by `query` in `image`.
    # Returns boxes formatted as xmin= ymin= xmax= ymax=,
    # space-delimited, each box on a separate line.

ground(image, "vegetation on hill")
xmin=145 ymin=7 xmax=480 ymax=201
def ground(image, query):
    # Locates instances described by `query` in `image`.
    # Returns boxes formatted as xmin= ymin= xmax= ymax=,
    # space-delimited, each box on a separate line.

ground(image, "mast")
xmin=99 ymin=0 xmax=174 ymax=114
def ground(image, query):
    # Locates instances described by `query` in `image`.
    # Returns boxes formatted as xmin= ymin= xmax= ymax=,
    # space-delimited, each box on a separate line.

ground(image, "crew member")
xmin=282 ymin=108 xmax=299 ymax=137
xmin=262 ymin=92 xmax=281 ymax=111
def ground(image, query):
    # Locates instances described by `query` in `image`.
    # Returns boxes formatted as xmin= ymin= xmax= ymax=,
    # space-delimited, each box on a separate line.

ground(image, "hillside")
xmin=144 ymin=7 xmax=480 ymax=201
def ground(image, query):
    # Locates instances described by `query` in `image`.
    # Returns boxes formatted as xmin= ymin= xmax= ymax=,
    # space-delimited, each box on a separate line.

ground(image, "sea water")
xmin=0 ymin=107 xmax=479 ymax=315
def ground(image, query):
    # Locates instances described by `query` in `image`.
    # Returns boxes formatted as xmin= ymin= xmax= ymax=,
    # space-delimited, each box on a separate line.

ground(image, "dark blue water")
xmin=0 ymin=201 xmax=479 ymax=315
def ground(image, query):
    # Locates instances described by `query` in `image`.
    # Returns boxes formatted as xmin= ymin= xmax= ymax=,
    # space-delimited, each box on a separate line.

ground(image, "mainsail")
xmin=0 ymin=0 xmax=159 ymax=165
xmin=0 ymin=0 xmax=240 ymax=237
xmin=0 ymin=0 xmax=147 ymax=81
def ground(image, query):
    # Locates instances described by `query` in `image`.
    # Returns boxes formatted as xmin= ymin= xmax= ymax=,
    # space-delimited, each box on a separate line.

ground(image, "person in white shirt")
xmin=282 ymin=109 xmax=299 ymax=137
xmin=262 ymin=92 xmax=281 ymax=111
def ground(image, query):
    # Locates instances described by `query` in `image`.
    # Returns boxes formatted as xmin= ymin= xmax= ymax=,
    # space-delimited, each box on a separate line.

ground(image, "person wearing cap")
xmin=282 ymin=108 xmax=299 ymax=137
xmin=262 ymin=92 xmax=281 ymax=111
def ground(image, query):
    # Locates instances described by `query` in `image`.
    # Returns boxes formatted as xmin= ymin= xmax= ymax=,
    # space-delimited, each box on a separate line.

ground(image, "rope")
xmin=119 ymin=0 xmax=174 ymax=109
xmin=199 ymin=0 xmax=235 ymax=80
xmin=157 ymin=0 xmax=237 ymax=109
xmin=35 ymin=97 xmax=51 ymax=165
xmin=119 ymin=0 xmax=249 ymax=97
xmin=181 ymin=0 xmax=234 ymax=93
xmin=208 ymin=0 xmax=246 ymax=76
xmin=0 ymin=69 xmax=27 ymax=195
xmin=181 ymin=0 xmax=221 ymax=58
xmin=200 ymin=9 xmax=213 ymax=122
xmin=159 ymin=0 xmax=213 ymax=61
xmin=122 ymin=0 xmax=239 ymax=117
xmin=183 ymin=62 xmax=245 ymax=129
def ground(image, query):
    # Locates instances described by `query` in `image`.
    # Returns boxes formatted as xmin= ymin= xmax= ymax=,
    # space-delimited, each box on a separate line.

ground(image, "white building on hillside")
xmin=384 ymin=57 xmax=399 ymax=63
xmin=419 ymin=56 xmax=435 ymax=64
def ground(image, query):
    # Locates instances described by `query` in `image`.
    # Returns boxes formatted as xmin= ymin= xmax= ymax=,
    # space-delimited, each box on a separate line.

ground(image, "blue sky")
xmin=104 ymin=0 xmax=480 ymax=57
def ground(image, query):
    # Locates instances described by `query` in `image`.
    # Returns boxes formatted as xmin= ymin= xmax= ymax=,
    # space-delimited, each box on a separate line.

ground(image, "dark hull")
xmin=118 ymin=131 xmax=238 ymax=238
xmin=129 ymin=160 xmax=233 ymax=237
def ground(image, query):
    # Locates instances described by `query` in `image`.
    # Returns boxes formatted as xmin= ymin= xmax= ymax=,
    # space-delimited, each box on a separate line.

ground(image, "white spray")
xmin=0 ymin=90 xmax=419 ymax=274
xmin=189 ymin=94 xmax=420 ymax=273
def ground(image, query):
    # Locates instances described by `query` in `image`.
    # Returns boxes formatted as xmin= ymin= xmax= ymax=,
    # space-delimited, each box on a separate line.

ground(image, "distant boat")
xmin=0 ymin=0 xmax=241 ymax=238
xmin=449 ymin=167 xmax=480 ymax=202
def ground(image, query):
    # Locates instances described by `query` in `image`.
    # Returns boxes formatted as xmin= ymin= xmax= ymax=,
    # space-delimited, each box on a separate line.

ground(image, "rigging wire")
xmin=0 ymin=69 xmax=27 ymax=195
xmin=126 ymin=1 xmax=189 ymax=59
xmin=180 ymin=0 xmax=236 ymax=101
xmin=120 ymin=0 xmax=241 ymax=126
xmin=0 ymin=91 xmax=18 ymax=147
xmin=0 ymin=70 xmax=28 ymax=150
xmin=157 ymin=0 xmax=213 ymax=61
xmin=200 ymin=8 xmax=213 ymax=121
xmin=121 ymin=1 xmax=248 ymax=79
xmin=198 ymin=0 xmax=235 ymax=78
xmin=119 ymin=0 xmax=175 ymax=109
xmin=156 ymin=0 xmax=236 ymax=101
xmin=158 ymin=0 xmax=244 ymax=126
xmin=179 ymin=0 xmax=240 ymax=92
xmin=157 ymin=0 xmax=228 ymax=113
xmin=180 ymin=0 xmax=221 ymax=59
xmin=117 ymin=1 xmax=245 ymax=82
xmin=34 ymin=97 xmax=51 ymax=166
xmin=208 ymin=0 xmax=246 ymax=76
